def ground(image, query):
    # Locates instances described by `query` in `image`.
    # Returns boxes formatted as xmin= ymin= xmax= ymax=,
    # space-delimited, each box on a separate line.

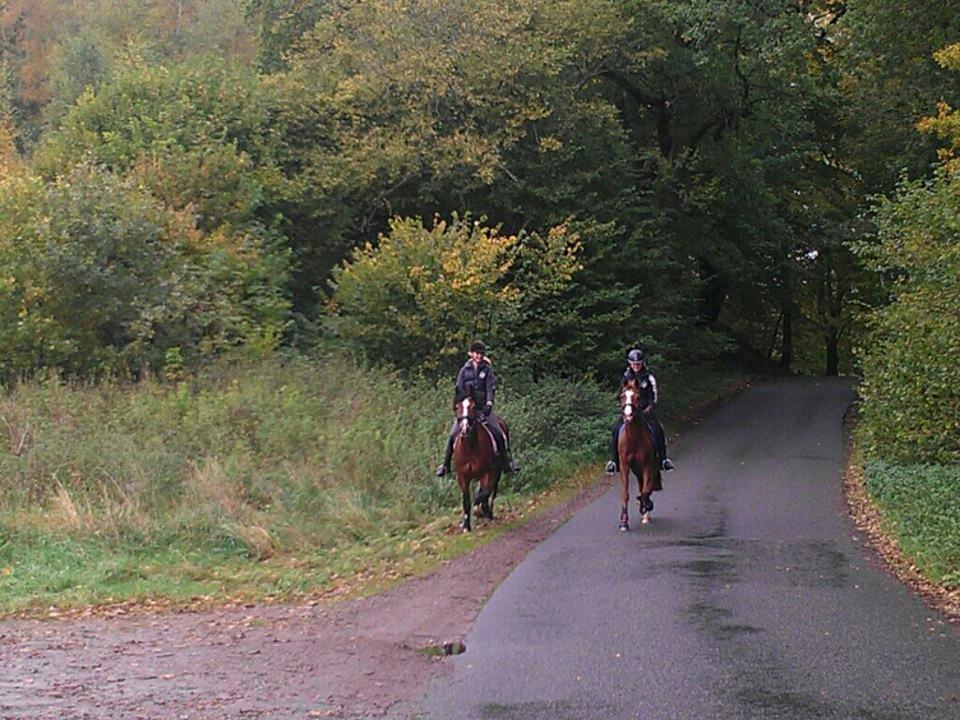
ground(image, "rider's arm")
xmin=485 ymin=365 xmax=497 ymax=413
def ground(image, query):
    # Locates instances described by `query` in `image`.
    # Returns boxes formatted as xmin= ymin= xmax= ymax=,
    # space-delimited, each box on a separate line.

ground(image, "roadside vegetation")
xmin=853 ymin=44 xmax=960 ymax=592
xmin=0 ymin=355 xmax=743 ymax=613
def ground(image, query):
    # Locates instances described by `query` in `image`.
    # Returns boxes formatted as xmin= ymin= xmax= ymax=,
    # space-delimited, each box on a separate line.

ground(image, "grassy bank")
xmin=0 ymin=355 xmax=746 ymax=614
xmin=860 ymin=459 xmax=960 ymax=589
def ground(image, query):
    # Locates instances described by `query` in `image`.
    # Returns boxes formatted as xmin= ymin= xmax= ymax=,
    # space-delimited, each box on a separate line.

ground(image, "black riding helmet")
xmin=627 ymin=348 xmax=644 ymax=364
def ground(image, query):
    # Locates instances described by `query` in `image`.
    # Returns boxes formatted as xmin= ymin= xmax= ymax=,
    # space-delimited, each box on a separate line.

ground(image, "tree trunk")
xmin=779 ymin=309 xmax=792 ymax=371
xmin=698 ymin=258 xmax=726 ymax=325
xmin=824 ymin=327 xmax=839 ymax=376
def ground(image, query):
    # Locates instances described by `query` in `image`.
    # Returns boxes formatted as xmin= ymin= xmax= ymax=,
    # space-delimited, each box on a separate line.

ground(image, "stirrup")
xmin=435 ymin=464 xmax=449 ymax=477
xmin=661 ymin=458 xmax=675 ymax=472
xmin=605 ymin=461 xmax=617 ymax=475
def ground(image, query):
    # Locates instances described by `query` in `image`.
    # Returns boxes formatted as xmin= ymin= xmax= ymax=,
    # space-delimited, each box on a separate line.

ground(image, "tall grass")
xmin=0 ymin=354 xmax=744 ymax=612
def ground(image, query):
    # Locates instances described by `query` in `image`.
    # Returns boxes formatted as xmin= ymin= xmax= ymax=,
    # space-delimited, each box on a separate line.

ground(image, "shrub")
xmin=326 ymin=215 xmax=580 ymax=374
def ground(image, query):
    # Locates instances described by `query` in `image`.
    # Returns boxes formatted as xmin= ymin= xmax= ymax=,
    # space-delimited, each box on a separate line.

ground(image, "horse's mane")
xmin=454 ymin=382 xmax=476 ymax=407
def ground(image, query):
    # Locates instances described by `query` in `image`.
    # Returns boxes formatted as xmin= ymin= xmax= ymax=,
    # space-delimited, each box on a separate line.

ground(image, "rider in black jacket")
xmin=605 ymin=348 xmax=675 ymax=474
xmin=436 ymin=340 xmax=520 ymax=477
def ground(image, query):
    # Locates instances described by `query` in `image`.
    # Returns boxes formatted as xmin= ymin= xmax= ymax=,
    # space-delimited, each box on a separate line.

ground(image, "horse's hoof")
xmin=641 ymin=513 xmax=651 ymax=525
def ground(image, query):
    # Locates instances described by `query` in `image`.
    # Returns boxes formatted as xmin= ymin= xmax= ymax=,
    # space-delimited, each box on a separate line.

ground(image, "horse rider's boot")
xmin=502 ymin=447 xmax=520 ymax=474
xmin=436 ymin=437 xmax=455 ymax=476
xmin=655 ymin=429 xmax=674 ymax=471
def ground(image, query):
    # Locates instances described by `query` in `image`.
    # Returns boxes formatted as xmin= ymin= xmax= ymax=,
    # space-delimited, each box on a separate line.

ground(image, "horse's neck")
xmin=456 ymin=424 xmax=483 ymax=449
xmin=624 ymin=417 xmax=652 ymax=444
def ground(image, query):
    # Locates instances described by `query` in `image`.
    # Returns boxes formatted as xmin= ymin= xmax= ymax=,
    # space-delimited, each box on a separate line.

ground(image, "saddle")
xmin=480 ymin=413 xmax=508 ymax=456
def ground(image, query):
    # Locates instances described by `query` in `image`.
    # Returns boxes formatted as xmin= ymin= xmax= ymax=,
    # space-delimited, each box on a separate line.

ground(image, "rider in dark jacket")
xmin=605 ymin=348 xmax=675 ymax=474
xmin=436 ymin=340 xmax=520 ymax=476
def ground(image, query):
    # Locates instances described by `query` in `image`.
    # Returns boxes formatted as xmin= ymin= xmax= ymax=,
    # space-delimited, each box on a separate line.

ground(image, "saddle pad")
xmin=480 ymin=423 xmax=500 ymax=454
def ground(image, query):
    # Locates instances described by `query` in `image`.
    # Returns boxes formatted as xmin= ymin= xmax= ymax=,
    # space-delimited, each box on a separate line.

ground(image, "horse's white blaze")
xmin=623 ymin=388 xmax=635 ymax=419
xmin=459 ymin=398 xmax=472 ymax=435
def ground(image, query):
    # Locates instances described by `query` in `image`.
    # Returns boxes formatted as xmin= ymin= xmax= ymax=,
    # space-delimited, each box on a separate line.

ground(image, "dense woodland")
xmin=0 ymin=0 xmax=957 ymax=605
xmin=0 ymin=1 xmax=955 ymax=380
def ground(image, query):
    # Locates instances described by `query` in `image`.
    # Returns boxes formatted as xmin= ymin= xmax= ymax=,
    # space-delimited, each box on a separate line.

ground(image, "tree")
xmin=597 ymin=0 xmax=832 ymax=368
xmin=854 ymin=44 xmax=960 ymax=463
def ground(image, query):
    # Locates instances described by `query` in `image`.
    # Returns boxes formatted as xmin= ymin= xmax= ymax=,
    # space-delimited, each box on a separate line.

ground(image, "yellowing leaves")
xmin=328 ymin=214 xmax=581 ymax=371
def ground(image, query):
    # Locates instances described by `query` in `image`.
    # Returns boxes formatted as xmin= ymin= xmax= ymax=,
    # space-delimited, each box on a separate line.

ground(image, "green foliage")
xmin=854 ymin=169 xmax=960 ymax=463
xmin=272 ymin=0 xmax=645 ymax=311
xmin=244 ymin=0 xmax=323 ymax=72
xmin=327 ymin=215 xmax=581 ymax=374
xmin=854 ymin=45 xmax=960 ymax=464
xmin=862 ymin=460 xmax=960 ymax=587
xmin=833 ymin=0 xmax=960 ymax=194
xmin=36 ymin=58 xmax=277 ymax=177
xmin=0 ymin=163 xmax=290 ymax=378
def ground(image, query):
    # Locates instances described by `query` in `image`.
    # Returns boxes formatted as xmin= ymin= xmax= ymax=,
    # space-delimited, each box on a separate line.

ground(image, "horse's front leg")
xmin=618 ymin=458 xmax=630 ymax=532
xmin=459 ymin=477 xmax=472 ymax=532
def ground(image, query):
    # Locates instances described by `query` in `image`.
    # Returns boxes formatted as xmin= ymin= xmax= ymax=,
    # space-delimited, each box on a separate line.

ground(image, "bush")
xmin=0 ymin=163 xmax=290 ymax=379
xmin=326 ymin=215 xmax=581 ymax=374
xmin=855 ymin=170 xmax=960 ymax=463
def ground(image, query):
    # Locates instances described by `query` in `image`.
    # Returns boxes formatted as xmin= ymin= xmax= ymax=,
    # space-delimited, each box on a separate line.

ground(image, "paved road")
xmin=420 ymin=377 xmax=960 ymax=720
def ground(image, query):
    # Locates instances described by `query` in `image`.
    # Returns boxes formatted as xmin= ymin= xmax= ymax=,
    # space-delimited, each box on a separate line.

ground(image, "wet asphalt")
xmin=418 ymin=377 xmax=960 ymax=720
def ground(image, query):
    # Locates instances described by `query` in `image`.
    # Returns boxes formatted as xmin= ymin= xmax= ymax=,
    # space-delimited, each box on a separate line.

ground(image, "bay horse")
xmin=451 ymin=393 xmax=503 ymax=532
xmin=616 ymin=378 xmax=662 ymax=531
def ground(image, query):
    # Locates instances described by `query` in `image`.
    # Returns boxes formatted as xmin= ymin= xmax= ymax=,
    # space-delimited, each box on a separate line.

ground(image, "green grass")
xmin=0 ymin=354 xmax=747 ymax=614
xmin=861 ymin=459 xmax=960 ymax=588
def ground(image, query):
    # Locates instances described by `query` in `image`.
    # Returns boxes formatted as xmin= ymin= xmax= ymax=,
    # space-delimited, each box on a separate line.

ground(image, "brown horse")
xmin=452 ymin=394 xmax=503 ymax=532
xmin=616 ymin=378 xmax=662 ymax=531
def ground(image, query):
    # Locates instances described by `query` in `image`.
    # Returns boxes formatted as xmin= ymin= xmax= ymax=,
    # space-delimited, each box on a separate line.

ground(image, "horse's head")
xmin=454 ymin=394 xmax=478 ymax=438
xmin=619 ymin=379 xmax=640 ymax=422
